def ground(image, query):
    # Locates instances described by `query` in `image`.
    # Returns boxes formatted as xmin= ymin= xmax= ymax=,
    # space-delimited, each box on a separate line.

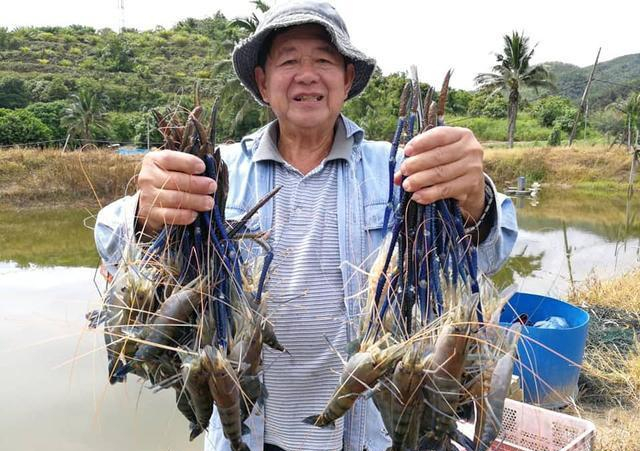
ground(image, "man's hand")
xmin=394 ymin=126 xmax=485 ymax=224
xmin=137 ymin=149 xmax=217 ymax=234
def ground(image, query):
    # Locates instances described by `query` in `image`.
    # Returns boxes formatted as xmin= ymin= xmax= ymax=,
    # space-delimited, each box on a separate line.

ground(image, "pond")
xmin=0 ymin=192 xmax=638 ymax=451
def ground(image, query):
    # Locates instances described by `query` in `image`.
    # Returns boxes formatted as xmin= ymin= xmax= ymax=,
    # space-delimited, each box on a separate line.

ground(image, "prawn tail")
xmin=113 ymin=361 xmax=132 ymax=380
xmin=302 ymin=415 xmax=335 ymax=430
xmin=189 ymin=424 xmax=205 ymax=442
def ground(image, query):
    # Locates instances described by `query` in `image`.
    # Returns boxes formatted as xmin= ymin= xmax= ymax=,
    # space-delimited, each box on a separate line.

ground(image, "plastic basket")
xmin=489 ymin=399 xmax=595 ymax=451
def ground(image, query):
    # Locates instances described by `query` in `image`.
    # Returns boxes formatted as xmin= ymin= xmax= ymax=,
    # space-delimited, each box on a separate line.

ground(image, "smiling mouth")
xmin=293 ymin=95 xmax=324 ymax=102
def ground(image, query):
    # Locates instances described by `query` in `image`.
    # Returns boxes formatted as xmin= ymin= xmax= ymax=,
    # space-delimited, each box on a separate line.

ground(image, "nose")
xmin=293 ymin=57 xmax=319 ymax=84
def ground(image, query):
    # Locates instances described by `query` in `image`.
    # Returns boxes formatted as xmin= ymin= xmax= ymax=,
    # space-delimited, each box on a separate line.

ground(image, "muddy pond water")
xmin=0 ymin=190 xmax=638 ymax=451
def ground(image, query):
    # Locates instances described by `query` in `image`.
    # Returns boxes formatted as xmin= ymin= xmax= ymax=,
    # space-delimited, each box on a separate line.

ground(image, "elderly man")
xmin=95 ymin=1 xmax=517 ymax=450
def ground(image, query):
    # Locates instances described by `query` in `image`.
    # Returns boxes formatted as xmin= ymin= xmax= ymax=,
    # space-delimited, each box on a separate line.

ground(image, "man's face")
xmin=254 ymin=24 xmax=355 ymax=133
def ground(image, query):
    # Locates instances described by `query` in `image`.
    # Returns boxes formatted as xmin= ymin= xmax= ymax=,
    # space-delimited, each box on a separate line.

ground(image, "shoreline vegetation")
xmin=0 ymin=144 xmax=638 ymax=209
xmin=569 ymin=269 xmax=640 ymax=451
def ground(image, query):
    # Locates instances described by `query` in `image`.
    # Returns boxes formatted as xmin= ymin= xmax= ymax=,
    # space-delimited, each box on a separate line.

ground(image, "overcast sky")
xmin=2 ymin=0 xmax=637 ymax=90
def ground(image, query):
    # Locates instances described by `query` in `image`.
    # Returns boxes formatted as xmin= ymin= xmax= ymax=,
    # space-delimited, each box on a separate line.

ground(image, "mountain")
xmin=544 ymin=53 xmax=640 ymax=107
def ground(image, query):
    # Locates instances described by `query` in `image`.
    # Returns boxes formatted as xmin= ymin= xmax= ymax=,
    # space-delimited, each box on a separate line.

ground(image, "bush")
xmin=468 ymin=91 xmax=508 ymax=118
xmin=0 ymin=108 xmax=53 ymax=145
xmin=106 ymin=111 xmax=143 ymax=143
xmin=26 ymin=101 xmax=68 ymax=140
xmin=530 ymin=96 xmax=577 ymax=130
xmin=97 ymin=34 xmax=134 ymax=72
xmin=171 ymin=32 xmax=191 ymax=47
xmin=447 ymin=89 xmax=473 ymax=115
xmin=26 ymin=76 xmax=70 ymax=103
xmin=590 ymin=109 xmax=627 ymax=140
xmin=548 ymin=127 xmax=562 ymax=146
xmin=0 ymin=27 xmax=18 ymax=50
xmin=0 ymin=76 xmax=29 ymax=109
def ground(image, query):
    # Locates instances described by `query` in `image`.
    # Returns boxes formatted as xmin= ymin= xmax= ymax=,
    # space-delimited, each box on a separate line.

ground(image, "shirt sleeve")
xmin=94 ymin=192 xmax=140 ymax=275
xmin=476 ymin=175 xmax=518 ymax=275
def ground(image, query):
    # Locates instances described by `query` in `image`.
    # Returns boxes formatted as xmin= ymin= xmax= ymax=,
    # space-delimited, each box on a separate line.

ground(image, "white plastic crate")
xmin=489 ymin=398 xmax=595 ymax=451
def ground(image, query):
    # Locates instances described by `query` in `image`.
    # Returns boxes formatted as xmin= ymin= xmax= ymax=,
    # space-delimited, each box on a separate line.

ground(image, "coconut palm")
xmin=62 ymin=89 xmax=109 ymax=144
xmin=231 ymin=0 xmax=270 ymax=33
xmin=213 ymin=1 xmax=273 ymax=138
xmin=475 ymin=31 xmax=555 ymax=148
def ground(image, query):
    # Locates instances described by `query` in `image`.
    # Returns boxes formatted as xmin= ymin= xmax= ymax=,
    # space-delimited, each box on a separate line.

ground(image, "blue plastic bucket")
xmin=499 ymin=292 xmax=590 ymax=408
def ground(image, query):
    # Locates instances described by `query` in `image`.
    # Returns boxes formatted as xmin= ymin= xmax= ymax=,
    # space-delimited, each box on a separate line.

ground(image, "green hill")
xmin=544 ymin=53 xmax=640 ymax=107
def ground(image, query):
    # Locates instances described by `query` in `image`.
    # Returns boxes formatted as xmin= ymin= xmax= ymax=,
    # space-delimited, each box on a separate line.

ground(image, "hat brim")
xmin=232 ymin=13 xmax=376 ymax=106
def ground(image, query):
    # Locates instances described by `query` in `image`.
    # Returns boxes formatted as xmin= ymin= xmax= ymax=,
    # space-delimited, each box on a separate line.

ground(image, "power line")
xmin=593 ymin=77 xmax=640 ymax=90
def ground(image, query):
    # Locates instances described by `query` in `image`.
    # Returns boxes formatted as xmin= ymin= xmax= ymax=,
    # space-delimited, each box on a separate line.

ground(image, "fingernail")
xmin=191 ymin=211 xmax=198 ymax=222
xmin=402 ymin=179 xmax=410 ymax=191
xmin=206 ymin=197 xmax=215 ymax=210
xmin=207 ymin=181 xmax=216 ymax=194
xmin=197 ymin=161 xmax=206 ymax=173
xmin=400 ymin=163 xmax=408 ymax=176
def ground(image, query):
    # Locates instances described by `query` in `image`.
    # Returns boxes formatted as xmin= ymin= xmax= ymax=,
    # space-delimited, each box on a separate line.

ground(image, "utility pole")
xmin=118 ymin=0 xmax=125 ymax=33
xmin=569 ymin=47 xmax=601 ymax=146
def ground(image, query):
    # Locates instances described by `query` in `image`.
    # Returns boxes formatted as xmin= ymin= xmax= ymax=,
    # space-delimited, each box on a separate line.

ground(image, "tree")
xmin=475 ymin=31 xmax=555 ymax=148
xmin=98 ymin=34 xmax=134 ymax=72
xmin=211 ymin=2 xmax=273 ymax=139
xmin=231 ymin=0 xmax=270 ymax=32
xmin=62 ymin=89 xmax=109 ymax=143
xmin=529 ymin=96 xmax=577 ymax=131
xmin=26 ymin=101 xmax=69 ymax=140
xmin=607 ymin=92 xmax=640 ymax=149
xmin=0 ymin=76 xmax=29 ymax=109
xmin=0 ymin=108 xmax=52 ymax=145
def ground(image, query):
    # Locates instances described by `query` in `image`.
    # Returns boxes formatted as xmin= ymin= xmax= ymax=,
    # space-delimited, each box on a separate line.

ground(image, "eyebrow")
xmin=272 ymin=44 xmax=340 ymax=58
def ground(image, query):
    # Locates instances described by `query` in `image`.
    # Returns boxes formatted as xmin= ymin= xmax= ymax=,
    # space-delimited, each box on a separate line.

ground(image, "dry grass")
xmin=568 ymin=270 xmax=640 ymax=450
xmin=584 ymin=405 xmax=640 ymax=451
xmin=1 ymin=144 xmax=637 ymax=209
xmin=568 ymin=270 xmax=640 ymax=406
xmin=0 ymin=148 xmax=140 ymax=208
xmin=484 ymin=145 xmax=636 ymax=189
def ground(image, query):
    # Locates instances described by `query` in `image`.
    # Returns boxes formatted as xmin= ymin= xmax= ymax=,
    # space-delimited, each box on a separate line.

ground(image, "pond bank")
xmin=0 ymin=145 xmax=637 ymax=208
xmin=568 ymin=269 xmax=640 ymax=451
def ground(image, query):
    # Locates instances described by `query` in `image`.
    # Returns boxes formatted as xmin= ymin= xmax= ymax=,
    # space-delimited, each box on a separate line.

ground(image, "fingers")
xmin=136 ymin=149 xmax=219 ymax=233
xmin=152 ymin=149 xmax=206 ymax=175
xmin=410 ymin=172 xmax=482 ymax=207
xmin=140 ymin=150 xmax=216 ymax=194
xmin=393 ymin=126 xmax=486 ymax=220
xmin=138 ymin=207 xmax=199 ymax=233
xmin=400 ymin=155 xmax=479 ymax=193
xmin=403 ymin=126 xmax=472 ymax=156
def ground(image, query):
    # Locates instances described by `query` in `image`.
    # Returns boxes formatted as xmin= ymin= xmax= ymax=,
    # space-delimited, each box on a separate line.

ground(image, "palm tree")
xmin=212 ymin=1 xmax=273 ymax=138
xmin=475 ymin=31 xmax=555 ymax=148
xmin=231 ymin=0 xmax=270 ymax=33
xmin=62 ymin=89 xmax=109 ymax=144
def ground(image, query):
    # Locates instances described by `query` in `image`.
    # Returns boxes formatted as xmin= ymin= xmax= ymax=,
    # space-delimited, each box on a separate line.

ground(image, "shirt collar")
xmin=251 ymin=115 xmax=361 ymax=164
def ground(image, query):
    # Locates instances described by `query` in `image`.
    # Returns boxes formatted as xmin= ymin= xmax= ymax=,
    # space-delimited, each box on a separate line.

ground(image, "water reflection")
xmin=495 ymin=190 xmax=640 ymax=296
xmin=0 ymin=266 xmax=203 ymax=451
xmin=0 ymin=208 xmax=99 ymax=268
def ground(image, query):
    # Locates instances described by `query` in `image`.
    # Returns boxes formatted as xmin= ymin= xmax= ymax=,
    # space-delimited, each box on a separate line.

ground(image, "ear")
xmin=344 ymin=63 xmax=356 ymax=99
xmin=254 ymin=66 xmax=269 ymax=104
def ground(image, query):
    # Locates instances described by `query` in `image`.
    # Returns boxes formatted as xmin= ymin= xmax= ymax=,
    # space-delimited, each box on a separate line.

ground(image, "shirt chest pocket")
xmin=363 ymin=202 xmax=388 ymax=270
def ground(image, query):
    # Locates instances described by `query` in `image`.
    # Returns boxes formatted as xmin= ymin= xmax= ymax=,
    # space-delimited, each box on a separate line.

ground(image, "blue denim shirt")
xmin=94 ymin=115 xmax=518 ymax=451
